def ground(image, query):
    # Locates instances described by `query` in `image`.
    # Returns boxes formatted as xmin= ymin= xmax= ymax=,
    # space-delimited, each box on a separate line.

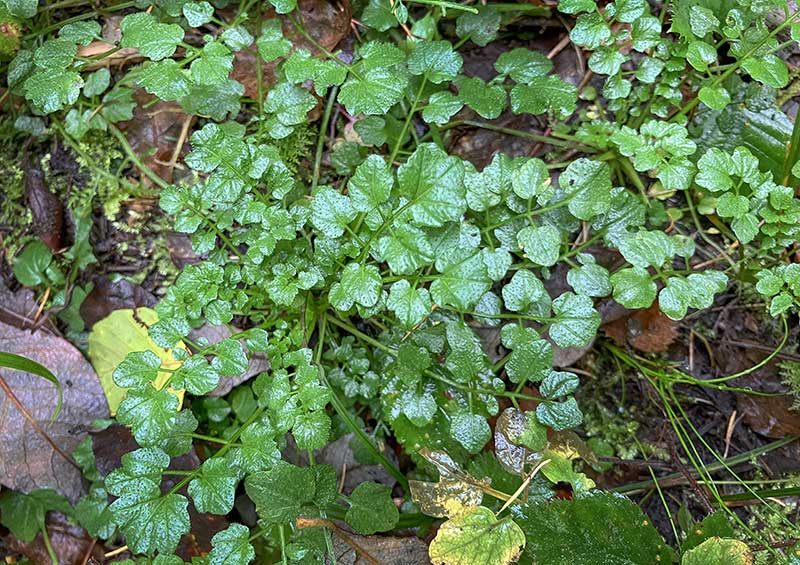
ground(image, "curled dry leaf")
xmin=0 ymin=320 xmax=109 ymax=502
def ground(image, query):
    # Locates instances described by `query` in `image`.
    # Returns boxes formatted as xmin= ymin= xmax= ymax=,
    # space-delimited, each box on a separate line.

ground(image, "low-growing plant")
xmin=2 ymin=0 xmax=800 ymax=562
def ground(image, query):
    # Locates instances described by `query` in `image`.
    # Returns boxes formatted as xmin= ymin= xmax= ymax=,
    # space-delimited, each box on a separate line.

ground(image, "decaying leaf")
xmin=331 ymin=532 xmax=430 ymax=565
xmin=87 ymin=307 xmax=185 ymax=414
xmin=681 ymin=537 xmax=752 ymax=565
xmin=0 ymin=320 xmax=108 ymax=502
xmin=429 ymin=506 xmax=526 ymax=565
xmin=410 ymin=449 xmax=488 ymax=518
xmin=494 ymin=407 xmax=543 ymax=476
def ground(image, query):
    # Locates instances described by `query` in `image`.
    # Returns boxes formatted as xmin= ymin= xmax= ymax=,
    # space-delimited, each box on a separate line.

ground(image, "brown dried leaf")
xmin=118 ymin=89 xmax=194 ymax=182
xmin=737 ymin=394 xmax=800 ymax=438
xmin=232 ymin=0 xmax=351 ymax=98
xmin=24 ymin=156 xmax=63 ymax=251
xmin=331 ymin=532 xmax=430 ymax=565
xmin=79 ymin=277 xmax=156 ymax=330
xmin=603 ymin=303 xmax=679 ymax=353
xmin=2 ymin=512 xmax=105 ymax=565
xmin=0 ymin=321 xmax=109 ymax=502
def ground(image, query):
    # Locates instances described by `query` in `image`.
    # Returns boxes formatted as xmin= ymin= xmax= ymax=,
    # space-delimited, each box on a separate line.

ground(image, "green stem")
xmin=673 ymin=11 xmax=800 ymax=120
xmin=390 ymin=76 xmax=427 ymax=163
xmin=317 ymin=314 xmax=410 ymax=492
xmin=312 ymin=86 xmax=339 ymax=190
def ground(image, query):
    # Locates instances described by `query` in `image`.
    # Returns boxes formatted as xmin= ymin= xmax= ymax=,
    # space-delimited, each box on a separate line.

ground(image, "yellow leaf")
xmin=87 ymin=308 xmax=185 ymax=415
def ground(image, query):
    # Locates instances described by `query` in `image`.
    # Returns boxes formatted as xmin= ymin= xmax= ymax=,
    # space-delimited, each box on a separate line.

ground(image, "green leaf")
xmin=59 ymin=20 xmax=100 ymax=45
xmin=455 ymin=7 xmax=501 ymax=46
xmin=361 ymin=0 xmax=398 ymax=31
xmin=138 ymin=60 xmax=192 ymax=101
xmin=688 ymin=6 xmax=719 ymax=36
xmin=431 ymin=248 xmax=491 ymax=311
xmin=502 ymin=270 xmax=547 ymax=314
xmin=567 ymin=258 xmax=611 ymax=297
xmin=517 ymin=224 xmax=561 ymax=267
xmin=614 ymin=0 xmax=646 ymax=22
xmin=208 ymin=523 xmax=255 ymax=565
xmin=23 ymin=68 xmax=83 ymax=113
xmin=345 ymin=482 xmax=399 ymax=534
xmin=12 ymin=239 xmax=53 ymax=287
xmin=510 ymin=77 xmax=577 ymax=119
xmin=221 ymin=25 xmax=254 ymax=51
xmin=83 ymin=67 xmax=110 ymax=97
xmin=0 ymin=351 xmax=63 ymax=422
xmin=540 ymin=370 xmax=579 ymax=398
xmin=558 ymin=0 xmax=595 ymax=14
xmin=183 ymin=1 xmax=214 ymax=27
xmin=0 ymin=490 xmax=71 ymax=543
xmin=397 ymin=143 xmax=466 ymax=227
xmin=257 ymin=19 xmax=291 ymax=62
xmin=536 ymin=397 xmax=582 ymax=430
xmin=455 ymin=75 xmax=507 ymax=120
xmin=269 ymin=0 xmax=297 ymax=14
xmin=430 ymin=506 xmax=526 ymax=565
xmin=422 ymin=91 xmax=464 ymax=124
xmin=570 ymin=12 xmax=610 ymax=49
xmin=611 ymin=267 xmax=657 ymax=309
xmin=293 ymin=410 xmax=331 ymax=450
xmin=588 ymin=46 xmax=626 ymax=75
xmin=116 ymin=386 xmax=181 ymax=447
xmin=264 ymin=82 xmax=317 ymax=138
xmin=329 ymin=263 xmax=382 ymax=310
xmin=681 ymin=537 xmax=752 ymax=565
xmin=516 ymin=492 xmax=674 ymax=563
xmin=348 ymin=154 xmax=394 ymax=212
xmin=245 ymin=461 xmax=315 ymax=524
xmin=109 ymin=485 xmax=190 ymax=555
xmin=172 ymin=355 xmax=220 ymax=395
xmin=188 ymin=458 xmax=239 ymax=515
xmin=687 ymin=40 xmax=716 ymax=72
xmin=101 ymin=86 xmax=136 ymax=122
xmin=190 ymin=41 xmax=233 ymax=86
xmin=559 ymin=158 xmax=612 ymax=220
xmin=338 ymin=41 xmax=408 ymax=115
xmin=408 ymin=40 xmax=462 ymax=83
xmin=120 ymin=12 xmax=184 ymax=61
xmin=494 ymin=47 xmax=552 ymax=82
xmin=742 ymin=55 xmax=788 ymax=88
xmin=311 ymin=186 xmax=356 ymax=238
xmin=451 ymin=413 xmax=491 ymax=453
xmin=549 ymin=292 xmax=600 ymax=348
xmin=105 ymin=447 xmax=169 ymax=496
xmin=376 ymin=223 xmax=434 ymax=274
xmin=388 ymin=279 xmax=432 ymax=328
xmin=112 ymin=350 xmax=161 ymax=388
xmin=698 ymin=85 xmax=730 ymax=110
xmin=501 ymin=326 xmax=552 ymax=384
xmin=4 ymin=0 xmax=37 ymax=18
